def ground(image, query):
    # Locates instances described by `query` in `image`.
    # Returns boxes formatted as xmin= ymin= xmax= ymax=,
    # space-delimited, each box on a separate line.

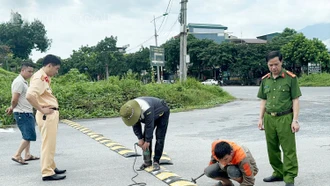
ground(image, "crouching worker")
xmin=120 ymin=97 xmax=170 ymax=171
xmin=205 ymin=140 xmax=258 ymax=186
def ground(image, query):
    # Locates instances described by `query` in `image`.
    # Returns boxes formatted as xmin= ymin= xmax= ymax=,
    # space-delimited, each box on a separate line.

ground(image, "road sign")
xmin=308 ymin=63 xmax=321 ymax=74
xmin=150 ymin=46 xmax=165 ymax=66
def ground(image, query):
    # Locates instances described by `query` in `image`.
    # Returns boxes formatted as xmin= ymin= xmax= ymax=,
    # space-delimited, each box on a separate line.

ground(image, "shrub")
xmin=1 ymin=68 xmax=235 ymax=126
xmin=299 ymin=73 xmax=330 ymax=86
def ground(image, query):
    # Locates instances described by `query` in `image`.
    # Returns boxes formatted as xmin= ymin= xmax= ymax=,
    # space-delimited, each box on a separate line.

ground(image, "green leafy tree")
xmin=187 ymin=35 xmax=217 ymax=79
xmin=162 ymin=38 xmax=180 ymax=74
xmin=281 ymin=33 xmax=318 ymax=74
xmin=0 ymin=12 xmax=51 ymax=59
xmin=269 ymin=28 xmax=298 ymax=51
xmin=95 ymin=36 xmax=125 ymax=79
xmin=61 ymin=46 xmax=98 ymax=79
xmin=125 ymin=47 xmax=150 ymax=74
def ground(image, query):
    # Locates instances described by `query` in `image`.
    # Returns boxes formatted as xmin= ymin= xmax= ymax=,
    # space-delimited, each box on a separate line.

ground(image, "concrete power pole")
xmin=153 ymin=15 xmax=161 ymax=83
xmin=179 ymin=0 xmax=188 ymax=82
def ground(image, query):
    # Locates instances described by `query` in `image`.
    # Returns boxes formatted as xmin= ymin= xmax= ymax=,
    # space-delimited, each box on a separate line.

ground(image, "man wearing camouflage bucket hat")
xmin=120 ymin=97 xmax=170 ymax=171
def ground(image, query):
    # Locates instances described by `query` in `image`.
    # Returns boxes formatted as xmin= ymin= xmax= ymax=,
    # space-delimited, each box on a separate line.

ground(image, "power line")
xmin=126 ymin=0 xmax=174 ymax=53
xmin=126 ymin=35 xmax=154 ymax=52
xmin=157 ymin=0 xmax=173 ymax=34
xmin=164 ymin=16 xmax=179 ymax=40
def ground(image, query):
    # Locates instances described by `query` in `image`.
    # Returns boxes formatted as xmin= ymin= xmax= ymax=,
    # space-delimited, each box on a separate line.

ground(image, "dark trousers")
xmin=146 ymin=109 xmax=170 ymax=163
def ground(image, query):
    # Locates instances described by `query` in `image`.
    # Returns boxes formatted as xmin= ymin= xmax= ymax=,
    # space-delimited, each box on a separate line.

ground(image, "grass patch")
xmin=0 ymin=68 xmax=235 ymax=126
xmin=299 ymin=73 xmax=330 ymax=87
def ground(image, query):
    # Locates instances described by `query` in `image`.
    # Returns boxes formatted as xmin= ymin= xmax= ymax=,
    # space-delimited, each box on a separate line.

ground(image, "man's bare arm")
xmin=5 ymin=93 xmax=20 ymax=115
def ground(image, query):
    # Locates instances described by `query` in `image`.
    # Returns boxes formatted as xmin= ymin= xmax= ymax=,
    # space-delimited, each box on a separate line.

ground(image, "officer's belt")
xmin=42 ymin=108 xmax=59 ymax=120
xmin=266 ymin=109 xmax=293 ymax=117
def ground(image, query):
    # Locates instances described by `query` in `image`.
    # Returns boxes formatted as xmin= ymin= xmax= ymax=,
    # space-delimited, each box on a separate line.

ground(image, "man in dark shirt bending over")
xmin=120 ymin=97 xmax=170 ymax=171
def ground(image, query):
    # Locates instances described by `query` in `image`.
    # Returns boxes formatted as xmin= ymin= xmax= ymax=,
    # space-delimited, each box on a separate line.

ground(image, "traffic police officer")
xmin=26 ymin=54 xmax=66 ymax=181
xmin=257 ymin=51 xmax=301 ymax=186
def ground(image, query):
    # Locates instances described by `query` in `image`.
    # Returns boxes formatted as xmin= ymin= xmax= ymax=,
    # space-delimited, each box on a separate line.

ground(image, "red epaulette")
xmin=286 ymin=70 xmax=296 ymax=78
xmin=261 ymin=73 xmax=270 ymax=80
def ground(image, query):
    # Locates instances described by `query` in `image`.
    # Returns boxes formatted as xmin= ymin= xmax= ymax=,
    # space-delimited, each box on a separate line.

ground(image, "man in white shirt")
xmin=6 ymin=63 xmax=39 ymax=165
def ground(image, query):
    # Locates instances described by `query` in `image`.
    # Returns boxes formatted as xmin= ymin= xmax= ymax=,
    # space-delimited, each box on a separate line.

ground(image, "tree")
xmin=311 ymin=38 xmax=330 ymax=73
xmin=281 ymin=33 xmax=319 ymax=74
xmin=59 ymin=46 xmax=98 ymax=79
xmin=125 ymin=47 xmax=150 ymax=73
xmin=269 ymin=28 xmax=298 ymax=51
xmin=95 ymin=36 xmax=124 ymax=79
xmin=161 ymin=38 xmax=180 ymax=74
xmin=0 ymin=45 xmax=11 ymax=70
xmin=187 ymin=35 xmax=217 ymax=79
xmin=0 ymin=12 xmax=51 ymax=59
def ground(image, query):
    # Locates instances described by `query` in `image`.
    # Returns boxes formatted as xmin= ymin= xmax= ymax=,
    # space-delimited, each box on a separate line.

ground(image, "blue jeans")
xmin=14 ymin=112 xmax=37 ymax=141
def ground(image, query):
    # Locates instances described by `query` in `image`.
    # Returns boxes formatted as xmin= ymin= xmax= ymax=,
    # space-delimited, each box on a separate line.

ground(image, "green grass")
xmin=0 ymin=68 xmax=235 ymax=126
xmin=299 ymin=73 xmax=330 ymax=86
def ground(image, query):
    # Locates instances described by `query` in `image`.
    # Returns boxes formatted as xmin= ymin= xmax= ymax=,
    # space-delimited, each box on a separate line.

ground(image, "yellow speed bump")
xmin=60 ymin=119 xmax=140 ymax=158
xmin=144 ymin=166 xmax=197 ymax=186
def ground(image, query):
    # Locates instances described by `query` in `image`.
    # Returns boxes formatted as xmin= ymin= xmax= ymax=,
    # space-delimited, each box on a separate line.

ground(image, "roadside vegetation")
xmin=299 ymin=73 xmax=330 ymax=86
xmin=0 ymin=69 xmax=235 ymax=126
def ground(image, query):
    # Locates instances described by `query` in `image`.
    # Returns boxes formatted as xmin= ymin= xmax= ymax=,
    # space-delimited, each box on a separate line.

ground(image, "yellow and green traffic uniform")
xmin=257 ymin=68 xmax=302 ymax=184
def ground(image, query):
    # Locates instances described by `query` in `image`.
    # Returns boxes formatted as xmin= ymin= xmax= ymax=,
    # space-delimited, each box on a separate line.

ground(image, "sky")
xmin=0 ymin=0 xmax=329 ymax=61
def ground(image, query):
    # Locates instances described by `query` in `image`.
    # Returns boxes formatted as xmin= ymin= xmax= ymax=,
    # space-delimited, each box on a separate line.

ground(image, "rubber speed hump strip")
xmin=144 ymin=166 xmax=197 ymax=186
xmin=61 ymin=119 xmax=196 ymax=186
xmin=61 ymin=119 xmax=139 ymax=158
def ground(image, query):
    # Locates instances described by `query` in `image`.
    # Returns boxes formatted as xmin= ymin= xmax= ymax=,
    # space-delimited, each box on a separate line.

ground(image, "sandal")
xmin=153 ymin=162 xmax=160 ymax=171
xmin=24 ymin=155 xmax=40 ymax=161
xmin=139 ymin=162 xmax=152 ymax=170
xmin=11 ymin=157 xmax=28 ymax=165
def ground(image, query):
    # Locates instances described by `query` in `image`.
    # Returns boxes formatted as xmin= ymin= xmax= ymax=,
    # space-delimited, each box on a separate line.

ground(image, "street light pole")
xmin=151 ymin=13 xmax=168 ymax=83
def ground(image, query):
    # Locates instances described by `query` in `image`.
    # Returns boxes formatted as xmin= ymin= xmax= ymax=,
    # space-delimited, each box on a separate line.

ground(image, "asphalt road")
xmin=0 ymin=86 xmax=329 ymax=186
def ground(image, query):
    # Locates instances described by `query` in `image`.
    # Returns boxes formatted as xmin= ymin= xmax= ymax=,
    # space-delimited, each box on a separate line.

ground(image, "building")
xmin=256 ymin=32 xmax=280 ymax=41
xmin=226 ymin=38 xmax=267 ymax=44
xmin=187 ymin=23 xmax=228 ymax=44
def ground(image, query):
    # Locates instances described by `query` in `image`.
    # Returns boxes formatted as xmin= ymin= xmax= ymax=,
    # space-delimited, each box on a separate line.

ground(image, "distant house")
xmin=257 ymin=32 xmax=280 ymax=41
xmin=187 ymin=23 xmax=228 ymax=44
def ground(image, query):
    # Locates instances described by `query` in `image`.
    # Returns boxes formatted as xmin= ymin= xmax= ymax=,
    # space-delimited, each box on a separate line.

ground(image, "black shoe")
xmin=54 ymin=168 xmax=66 ymax=174
xmin=42 ymin=174 xmax=66 ymax=181
xmin=285 ymin=183 xmax=294 ymax=186
xmin=263 ymin=175 xmax=283 ymax=182
xmin=139 ymin=162 xmax=152 ymax=170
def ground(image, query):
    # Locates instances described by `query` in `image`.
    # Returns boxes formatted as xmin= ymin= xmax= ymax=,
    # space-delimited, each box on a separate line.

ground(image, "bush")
xmin=0 ymin=68 xmax=17 ymax=126
xmin=0 ymin=68 xmax=235 ymax=126
xmin=299 ymin=73 xmax=330 ymax=86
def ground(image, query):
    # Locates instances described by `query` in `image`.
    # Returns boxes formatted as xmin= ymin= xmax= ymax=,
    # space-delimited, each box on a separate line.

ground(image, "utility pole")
xmin=153 ymin=15 xmax=161 ymax=83
xmin=153 ymin=15 xmax=158 ymax=47
xmin=179 ymin=0 xmax=188 ymax=82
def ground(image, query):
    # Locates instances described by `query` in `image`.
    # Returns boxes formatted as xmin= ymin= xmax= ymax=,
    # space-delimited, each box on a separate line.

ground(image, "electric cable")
xmin=157 ymin=0 xmax=174 ymax=34
xmin=164 ymin=16 xmax=179 ymax=40
xmin=126 ymin=35 xmax=154 ymax=52
xmin=128 ymin=143 xmax=147 ymax=186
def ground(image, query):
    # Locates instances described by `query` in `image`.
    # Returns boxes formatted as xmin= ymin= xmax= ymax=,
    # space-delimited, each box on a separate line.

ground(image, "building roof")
xmin=227 ymin=38 xmax=267 ymax=44
xmin=188 ymin=23 xmax=228 ymax=30
xmin=256 ymin=32 xmax=280 ymax=40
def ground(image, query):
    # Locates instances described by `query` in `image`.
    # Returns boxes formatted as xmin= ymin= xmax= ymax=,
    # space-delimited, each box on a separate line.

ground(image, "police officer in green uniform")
xmin=257 ymin=51 xmax=301 ymax=186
